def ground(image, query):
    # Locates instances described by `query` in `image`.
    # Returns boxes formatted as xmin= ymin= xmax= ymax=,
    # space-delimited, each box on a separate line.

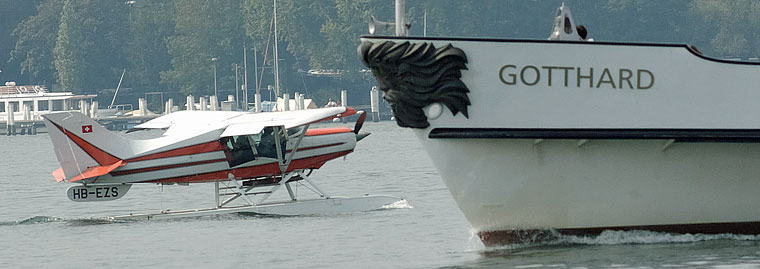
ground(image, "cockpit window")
xmin=223 ymin=135 xmax=257 ymax=167
xmin=256 ymin=126 xmax=287 ymax=159
xmin=287 ymin=126 xmax=304 ymax=137
xmin=221 ymin=126 xmax=288 ymax=167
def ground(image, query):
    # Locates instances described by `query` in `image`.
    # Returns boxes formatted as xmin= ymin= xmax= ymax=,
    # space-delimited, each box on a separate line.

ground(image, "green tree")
xmin=8 ymin=0 xmax=58 ymax=86
xmin=242 ymin=0 xmax=332 ymax=96
xmin=690 ymin=0 xmax=760 ymax=58
xmin=161 ymin=0 xmax=245 ymax=96
xmin=125 ymin=1 xmax=175 ymax=92
xmin=54 ymin=0 xmax=129 ymax=93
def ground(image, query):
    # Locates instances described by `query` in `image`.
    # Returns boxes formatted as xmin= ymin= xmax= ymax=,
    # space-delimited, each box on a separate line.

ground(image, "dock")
xmin=2 ymin=84 xmax=391 ymax=136
xmin=0 ymin=84 xmax=161 ymax=135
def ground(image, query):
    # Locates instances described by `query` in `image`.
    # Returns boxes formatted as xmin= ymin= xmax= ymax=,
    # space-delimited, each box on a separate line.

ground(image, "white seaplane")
xmin=42 ymin=106 xmax=401 ymax=220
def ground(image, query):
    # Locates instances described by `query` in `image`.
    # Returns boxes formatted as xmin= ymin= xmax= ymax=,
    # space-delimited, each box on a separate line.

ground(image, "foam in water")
xmin=382 ymin=199 xmax=413 ymax=209
xmin=560 ymin=230 xmax=760 ymax=245
xmin=481 ymin=230 xmax=760 ymax=251
xmin=0 ymin=216 xmax=123 ymax=226
xmin=0 ymin=216 xmax=62 ymax=226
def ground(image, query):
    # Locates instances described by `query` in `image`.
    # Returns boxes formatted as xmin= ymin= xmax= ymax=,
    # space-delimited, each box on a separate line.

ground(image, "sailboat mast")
xmin=243 ymin=43 xmax=249 ymax=111
xmin=273 ymin=0 xmax=280 ymax=98
xmin=254 ymin=44 xmax=261 ymax=112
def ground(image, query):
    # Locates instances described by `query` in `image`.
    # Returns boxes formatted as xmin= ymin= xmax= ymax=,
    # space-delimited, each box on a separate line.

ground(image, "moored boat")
xmin=358 ymin=4 xmax=760 ymax=246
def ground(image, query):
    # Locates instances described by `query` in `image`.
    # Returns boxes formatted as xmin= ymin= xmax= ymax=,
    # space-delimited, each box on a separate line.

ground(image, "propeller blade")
xmin=356 ymin=132 xmax=371 ymax=142
xmin=354 ymin=110 xmax=367 ymax=134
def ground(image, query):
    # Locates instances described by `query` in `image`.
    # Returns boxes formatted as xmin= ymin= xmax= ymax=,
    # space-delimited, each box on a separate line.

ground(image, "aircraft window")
xmin=223 ymin=135 xmax=257 ymax=167
xmin=564 ymin=16 xmax=572 ymax=34
xmin=287 ymin=126 xmax=304 ymax=137
xmin=256 ymin=126 xmax=287 ymax=159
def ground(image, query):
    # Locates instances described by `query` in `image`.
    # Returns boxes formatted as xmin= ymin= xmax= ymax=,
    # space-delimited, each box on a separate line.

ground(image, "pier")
xmin=2 ymin=83 xmax=391 ymax=136
xmin=0 ymin=84 xmax=162 ymax=135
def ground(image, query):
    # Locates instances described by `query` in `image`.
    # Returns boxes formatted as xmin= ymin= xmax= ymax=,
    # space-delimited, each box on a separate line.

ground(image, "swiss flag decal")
xmin=81 ymin=125 xmax=93 ymax=133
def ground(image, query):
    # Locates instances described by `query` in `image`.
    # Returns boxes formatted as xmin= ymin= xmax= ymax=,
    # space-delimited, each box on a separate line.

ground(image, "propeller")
xmin=354 ymin=110 xmax=367 ymax=134
xmin=354 ymin=110 xmax=371 ymax=142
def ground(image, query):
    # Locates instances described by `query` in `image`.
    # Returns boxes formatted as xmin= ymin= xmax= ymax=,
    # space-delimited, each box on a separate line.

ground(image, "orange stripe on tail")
xmin=52 ymin=168 xmax=66 ymax=182
xmin=51 ymin=122 xmax=121 ymax=165
xmin=69 ymin=160 xmax=125 ymax=182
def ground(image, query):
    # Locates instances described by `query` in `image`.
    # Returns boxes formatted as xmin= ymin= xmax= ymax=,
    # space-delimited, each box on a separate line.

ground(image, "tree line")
xmin=0 ymin=0 xmax=757 ymax=105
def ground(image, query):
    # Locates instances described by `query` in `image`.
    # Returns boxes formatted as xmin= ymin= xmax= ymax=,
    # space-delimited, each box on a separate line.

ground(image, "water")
xmin=1 ymin=121 xmax=760 ymax=268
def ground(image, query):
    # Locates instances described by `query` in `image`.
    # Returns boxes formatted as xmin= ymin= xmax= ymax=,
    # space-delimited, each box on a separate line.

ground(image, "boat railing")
xmin=0 ymin=85 xmax=47 ymax=96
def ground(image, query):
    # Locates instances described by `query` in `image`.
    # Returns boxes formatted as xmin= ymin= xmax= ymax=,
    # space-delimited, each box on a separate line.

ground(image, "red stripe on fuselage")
xmin=50 ymin=121 xmax=121 ymax=165
xmin=147 ymin=150 xmax=353 ymax=183
xmin=111 ymin=158 xmax=228 ymax=176
xmin=120 ymin=142 xmax=343 ymax=175
xmin=127 ymin=141 xmax=224 ymax=162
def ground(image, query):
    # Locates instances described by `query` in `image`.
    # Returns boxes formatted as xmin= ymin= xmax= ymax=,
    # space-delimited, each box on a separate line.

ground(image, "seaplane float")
xmin=42 ymin=106 xmax=401 ymax=220
xmin=359 ymin=3 xmax=760 ymax=246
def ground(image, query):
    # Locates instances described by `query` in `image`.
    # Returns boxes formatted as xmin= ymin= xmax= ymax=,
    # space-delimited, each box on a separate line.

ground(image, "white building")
xmin=0 ymin=84 xmax=96 ymax=123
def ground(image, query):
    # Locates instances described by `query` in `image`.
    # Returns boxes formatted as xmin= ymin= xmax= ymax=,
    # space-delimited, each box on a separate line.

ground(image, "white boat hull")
xmin=417 ymin=133 xmax=760 ymax=228
xmin=358 ymin=36 xmax=760 ymax=245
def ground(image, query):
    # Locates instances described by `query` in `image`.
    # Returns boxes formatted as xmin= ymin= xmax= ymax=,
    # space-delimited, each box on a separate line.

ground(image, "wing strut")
xmin=277 ymin=124 xmax=310 ymax=174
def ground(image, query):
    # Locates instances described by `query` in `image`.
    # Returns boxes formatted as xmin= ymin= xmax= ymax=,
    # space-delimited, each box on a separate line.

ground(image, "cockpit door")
xmin=221 ymin=135 xmax=257 ymax=167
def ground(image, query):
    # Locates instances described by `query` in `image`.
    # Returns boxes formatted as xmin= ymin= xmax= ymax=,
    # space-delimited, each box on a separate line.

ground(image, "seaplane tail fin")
xmin=41 ymin=112 xmax=128 ymax=182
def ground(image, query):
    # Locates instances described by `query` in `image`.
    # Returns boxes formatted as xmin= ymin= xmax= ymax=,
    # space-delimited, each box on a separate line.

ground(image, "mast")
xmin=235 ymin=63 xmax=239 ymax=109
xmin=110 ymin=69 xmax=126 ymax=108
xmin=395 ymin=0 xmax=406 ymax=36
xmin=243 ymin=43 xmax=249 ymax=111
xmin=254 ymin=44 xmax=261 ymax=112
xmin=273 ymin=0 xmax=280 ymax=98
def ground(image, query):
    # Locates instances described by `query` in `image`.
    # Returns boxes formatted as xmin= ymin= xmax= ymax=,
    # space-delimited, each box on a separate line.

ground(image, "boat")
xmin=358 ymin=3 xmax=760 ymax=246
xmin=1 ymin=83 xmax=98 ymax=135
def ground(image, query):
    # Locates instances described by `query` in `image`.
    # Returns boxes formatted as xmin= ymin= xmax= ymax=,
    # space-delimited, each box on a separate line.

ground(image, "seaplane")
xmin=41 ymin=106 xmax=401 ymax=220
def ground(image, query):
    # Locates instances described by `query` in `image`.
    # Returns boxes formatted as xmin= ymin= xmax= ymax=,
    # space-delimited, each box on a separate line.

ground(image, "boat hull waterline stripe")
xmin=429 ymin=128 xmax=760 ymax=142
xmin=478 ymin=221 xmax=760 ymax=246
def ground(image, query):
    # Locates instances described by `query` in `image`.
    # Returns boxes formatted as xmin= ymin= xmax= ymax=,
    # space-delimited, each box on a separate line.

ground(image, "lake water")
xmin=1 ymin=121 xmax=759 ymax=268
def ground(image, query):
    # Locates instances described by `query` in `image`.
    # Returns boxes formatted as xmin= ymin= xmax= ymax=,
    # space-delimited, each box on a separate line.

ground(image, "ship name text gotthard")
xmin=499 ymin=64 xmax=655 ymax=90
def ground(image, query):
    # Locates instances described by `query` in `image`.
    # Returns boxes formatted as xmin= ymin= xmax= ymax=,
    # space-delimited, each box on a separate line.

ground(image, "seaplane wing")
xmin=220 ymin=107 xmax=356 ymax=136
xmin=133 ymin=106 xmax=356 ymax=137
xmin=130 ymin=110 xmax=245 ymax=130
